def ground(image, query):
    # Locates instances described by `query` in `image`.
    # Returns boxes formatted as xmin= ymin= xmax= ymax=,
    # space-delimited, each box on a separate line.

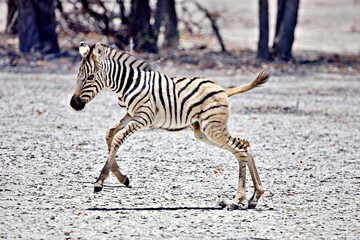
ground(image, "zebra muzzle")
xmin=70 ymin=95 xmax=86 ymax=111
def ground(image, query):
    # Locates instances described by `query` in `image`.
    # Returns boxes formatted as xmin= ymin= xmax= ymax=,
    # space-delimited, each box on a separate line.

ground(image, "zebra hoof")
xmin=248 ymin=199 xmax=258 ymax=209
xmin=248 ymin=193 xmax=261 ymax=209
xmin=217 ymin=198 xmax=248 ymax=210
xmin=122 ymin=175 xmax=130 ymax=187
xmin=217 ymin=198 xmax=232 ymax=209
xmin=94 ymin=183 xmax=103 ymax=193
xmin=227 ymin=202 xmax=248 ymax=211
xmin=228 ymin=203 xmax=240 ymax=211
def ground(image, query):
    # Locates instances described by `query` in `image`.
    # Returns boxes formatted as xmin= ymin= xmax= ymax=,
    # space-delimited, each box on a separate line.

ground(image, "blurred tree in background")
xmin=13 ymin=0 xmax=59 ymax=54
xmin=257 ymin=0 xmax=271 ymax=60
xmin=272 ymin=0 xmax=300 ymax=61
xmin=155 ymin=0 xmax=179 ymax=49
xmin=5 ymin=0 xmax=17 ymax=34
xmin=257 ymin=0 xmax=300 ymax=61
xmin=129 ymin=0 xmax=158 ymax=53
xmin=6 ymin=0 xmax=180 ymax=54
xmin=5 ymin=0 xmax=299 ymax=60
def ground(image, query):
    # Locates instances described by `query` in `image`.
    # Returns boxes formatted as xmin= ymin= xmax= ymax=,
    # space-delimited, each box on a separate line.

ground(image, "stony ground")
xmin=1 ymin=0 xmax=360 ymax=238
xmin=0 ymin=68 xmax=359 ymax=239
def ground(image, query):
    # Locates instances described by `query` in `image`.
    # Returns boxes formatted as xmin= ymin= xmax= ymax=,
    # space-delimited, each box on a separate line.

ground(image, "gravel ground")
xmin=0 ymin=69 xmax=359 ymax=239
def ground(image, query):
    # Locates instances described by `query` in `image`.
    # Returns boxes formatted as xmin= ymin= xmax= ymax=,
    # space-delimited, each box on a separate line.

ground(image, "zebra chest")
xmin=117 ymin=97 xmax=136 ymax=116
xmin=118 ymin=93 xmax=154 ymax=117
xmin=117 ymin=97 xmax=126 ymax=108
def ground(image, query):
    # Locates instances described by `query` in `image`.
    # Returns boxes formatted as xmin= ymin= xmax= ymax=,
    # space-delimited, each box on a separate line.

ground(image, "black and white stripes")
xmin=71 ymin=41 xmax=268 ymax=209
xmin=77 ymin=44 xmax=227 ymax=130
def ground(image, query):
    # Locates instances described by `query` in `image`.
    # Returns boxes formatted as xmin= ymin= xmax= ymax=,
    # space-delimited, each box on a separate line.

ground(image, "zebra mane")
xmin=88 ymin=43 xmax=152 ymax=71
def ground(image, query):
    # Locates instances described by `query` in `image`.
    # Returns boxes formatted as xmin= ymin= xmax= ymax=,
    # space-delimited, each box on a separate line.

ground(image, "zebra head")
xmin=70 ymin=42 xmax=107 ymax=111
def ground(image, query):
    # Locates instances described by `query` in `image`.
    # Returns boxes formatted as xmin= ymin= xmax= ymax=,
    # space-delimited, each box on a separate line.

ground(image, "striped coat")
xmin=70 ymin=42 xmax=269 ymax=210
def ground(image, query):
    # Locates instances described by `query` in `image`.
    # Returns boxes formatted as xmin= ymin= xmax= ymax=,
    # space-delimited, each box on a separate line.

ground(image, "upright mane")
xmin=89 ymin=43 xmax=152 ymax=71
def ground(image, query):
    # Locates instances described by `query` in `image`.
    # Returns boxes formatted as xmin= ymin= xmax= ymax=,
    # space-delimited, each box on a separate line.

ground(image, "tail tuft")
xmin=250 ymin=70 xmax=270 ymax=89
xmin=225 ymin=71 xmax=270 ymax=97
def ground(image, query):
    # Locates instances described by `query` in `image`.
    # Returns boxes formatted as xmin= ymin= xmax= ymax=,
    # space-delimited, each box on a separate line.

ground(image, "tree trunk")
xmin=155 ymin=0 xmax=166 ymax=33
xmin=16 ymin=0 xmax=59 ymax=54
xmin=164 ymin=0 xmax=179 ymax=48
xmin=114 ymin=0 xmax=131 ymax=49
xmin=6 ymin=0 xmax=18 ymax=34
xmin=273 ymin=0 xmax=285 ymax=45
xmin=194 ymin=2 xmax=226 ymax=52
xmin=154 ymin=0 xmax=179 ymax=49
xmin=257 ymin=0 xmax=271 ymax=60
xmin=130 ymin=0 xmax=158 ymax=53
xmin=272 ymin=0 xmax=300 ymax=61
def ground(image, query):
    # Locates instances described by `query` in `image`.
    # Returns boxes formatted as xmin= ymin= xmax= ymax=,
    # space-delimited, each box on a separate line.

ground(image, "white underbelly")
xmin=152 ymin=110 xmax=191 ymax=130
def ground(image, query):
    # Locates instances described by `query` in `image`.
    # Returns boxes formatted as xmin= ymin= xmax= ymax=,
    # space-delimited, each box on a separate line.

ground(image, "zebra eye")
xmin=87 ymin=74 xmax=95 ymax=80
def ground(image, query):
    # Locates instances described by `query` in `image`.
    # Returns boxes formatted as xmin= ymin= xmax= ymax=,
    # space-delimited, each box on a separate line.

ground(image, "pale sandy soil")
xmin=0 ymin=70 xmax=359 ymax=239
xmin=0 ymin=0 xmax=359 ymax=239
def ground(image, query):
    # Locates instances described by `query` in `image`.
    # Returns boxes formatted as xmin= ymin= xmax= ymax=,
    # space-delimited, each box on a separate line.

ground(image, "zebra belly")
xmin=152 ymin=109 xmax=192 ymax=130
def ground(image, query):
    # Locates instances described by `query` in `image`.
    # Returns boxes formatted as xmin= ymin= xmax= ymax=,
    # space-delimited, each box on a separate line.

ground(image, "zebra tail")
xmin=225 ymin=70 xmax=270 ymax=97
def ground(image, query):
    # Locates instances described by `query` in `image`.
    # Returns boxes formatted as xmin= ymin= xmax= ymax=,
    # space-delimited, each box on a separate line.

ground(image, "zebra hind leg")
xmin=191 ymin=122 xmax=216 ymax=146
xmin=200 ymin=123 xmax=263 ymax=210
xmin=224 ymin=137 xmax=264 ymax=210
xmin=246 ymin=147 xmax=264 ymax=209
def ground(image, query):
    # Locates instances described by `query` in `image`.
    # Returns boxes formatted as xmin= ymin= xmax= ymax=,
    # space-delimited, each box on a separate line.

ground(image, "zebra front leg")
xmin=106 ymin=113 xmax=132 ymax=152
xmin=111 ymin=160 xmax=130 ymax=187
xmin=94 ymin=117 xmax=149 ymax=192
xmin=105 ymin=114 xmax=132 ymax=187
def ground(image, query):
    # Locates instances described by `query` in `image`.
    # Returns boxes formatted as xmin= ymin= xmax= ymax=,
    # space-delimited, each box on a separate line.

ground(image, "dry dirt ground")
xmin=1 ymin=0 xmax=360 ymax=239
xmin=0 ymin=68 xmax=359 ymax=239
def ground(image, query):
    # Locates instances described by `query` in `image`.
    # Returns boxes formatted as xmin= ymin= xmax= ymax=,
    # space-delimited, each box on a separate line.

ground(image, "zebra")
xmin=70 ymin=42 xmax=269 ymax=210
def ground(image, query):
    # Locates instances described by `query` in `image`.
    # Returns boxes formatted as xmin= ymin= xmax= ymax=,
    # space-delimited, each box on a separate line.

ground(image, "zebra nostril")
xmin=70 ymin=95 xmax=86 ymax=111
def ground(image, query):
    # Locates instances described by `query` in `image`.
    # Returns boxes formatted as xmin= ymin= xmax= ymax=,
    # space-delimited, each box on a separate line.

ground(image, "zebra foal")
xmin=70 ymin=42 xmax=269 ymax=210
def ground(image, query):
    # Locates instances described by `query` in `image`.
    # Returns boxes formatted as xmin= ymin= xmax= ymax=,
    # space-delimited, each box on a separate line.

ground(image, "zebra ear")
xmin=79 ymin=41 xmax=90 ymax=58
xmin=92 ymin=42 xmax=104 ymax=63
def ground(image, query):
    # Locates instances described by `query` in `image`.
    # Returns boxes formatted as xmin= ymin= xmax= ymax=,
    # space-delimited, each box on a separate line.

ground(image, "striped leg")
xmin=198 ymin=121 xmax=262 ymax=210
xmin=223 ymin=138 xmax=263 ymax=210
xmin=94 ymin=113 xmax=152 ymax=192
xmin=105 ymin=114 xmax=132 ymax=186
xmin=191 ymin=122 xmax=216 ymax=146
xmin=246 ymin=147 xmax=264 ymax=209
xmin=106 ymin=113 xmax=132 ymax=152
xmin=225 ymin=140 xmax=250 ymax=210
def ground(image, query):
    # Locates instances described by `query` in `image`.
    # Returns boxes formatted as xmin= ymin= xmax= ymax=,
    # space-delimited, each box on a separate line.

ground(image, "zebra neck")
xmin=106 ymin=52 xmax=150 ymax=99
xmin=104 ymin=59 xmax=132 ymax=96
